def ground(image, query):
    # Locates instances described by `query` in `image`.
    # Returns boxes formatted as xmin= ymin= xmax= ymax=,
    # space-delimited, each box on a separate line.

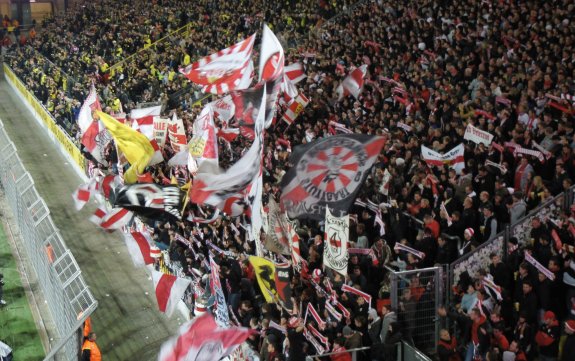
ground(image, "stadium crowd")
xmin=4 ymin=0 xmax=575 ymax=360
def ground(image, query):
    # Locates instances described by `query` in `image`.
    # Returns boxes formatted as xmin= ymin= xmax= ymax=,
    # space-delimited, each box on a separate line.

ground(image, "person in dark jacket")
xmin=535 ymin=311 xmax=560 ymax=361
xmin=518 ymin=280 xmax=538 ymax=325
xmin=437 ymin=329 xmax=462 ymax=361
xmin=383 ymin=322 xmax=402 ymax=361
xmin=562 ymin=320 xmax=575 ymax=361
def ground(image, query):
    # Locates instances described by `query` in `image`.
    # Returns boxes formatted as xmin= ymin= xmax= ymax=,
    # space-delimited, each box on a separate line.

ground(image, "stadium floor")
xmin=0 ymin=222 xmax=45 ymax=360
xmin=0 ymin=76 xmax=183 ymax=360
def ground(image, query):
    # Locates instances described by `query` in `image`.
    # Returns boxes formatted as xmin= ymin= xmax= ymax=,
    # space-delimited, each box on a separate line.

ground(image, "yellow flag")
xmin=249 ymin=256 xmax=278 ymax=303
xmin=96 ymin=111 xmax=154 ymax=184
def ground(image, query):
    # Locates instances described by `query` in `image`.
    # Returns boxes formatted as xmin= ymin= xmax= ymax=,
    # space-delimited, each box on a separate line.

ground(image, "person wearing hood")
xmin=535 ymin=311 xmax=560 ymax=361
xmin=367 ymin=308 xmax=382 ymax=345
xmin=378 ymin=304 xmax=397 ymax=345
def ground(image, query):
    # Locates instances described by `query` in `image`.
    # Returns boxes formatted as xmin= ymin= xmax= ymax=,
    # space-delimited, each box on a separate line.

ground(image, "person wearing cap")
xmin=342 ymin=325 xmax=362 ymax=350
xmin=460 ymin=228 xmax=476 ymax=255
xmin=535 ymin=311 xmax=560 ymax=361
xmin=562 ymin=320 xmax=575 ymax=361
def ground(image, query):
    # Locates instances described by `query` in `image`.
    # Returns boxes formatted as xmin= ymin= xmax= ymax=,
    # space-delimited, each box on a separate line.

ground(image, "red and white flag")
xmin=152 ymin=269 xmax=191 ymax=317
xmin=282 ymin=93 xmax=309 ymax=125
xmin=168 ymin=113 xmax=188 ymax=153
xmin=124 ymin=231 xmax=155 ymax=267
xmin=158 ymin=313 xmax=254 ymax=361
xmin=72 ymin=184 xmax=92 ymax=210
xmin=324 ymin=208 xmax=349 ymax=277
xmin=189 ymin=104 xmax=219 ymax=169
xmin=210 ymin=95 xmax=236 ymax=125
xmin=131 ymin=105 xmax=164 ymax=165
xmin=337 ymin=64 xmax=368 ymax=100
xmin=180 ymin=35 xmax=256 ymax=94
xmin=90 ymin=207 xmax=133 ymax=230
xmin=131 ymin=105 xmax=162 ymax=139
xmin=284 ymin=62 xmax=306 ymax=84
xmin=259 ymin=24 xmax=285 ymax=82
xmin=341 ymin=284 xmax=372 ymax=307
xmin=421 ymin=144 xmax=465 ymax=174
xmin=78 ymin=85 xmax=110 ymax=165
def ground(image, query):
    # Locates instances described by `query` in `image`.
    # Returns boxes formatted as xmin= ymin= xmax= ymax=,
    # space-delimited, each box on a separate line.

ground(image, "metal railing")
xmin=0 ymin=119 xmax=97 ymax=361
xmin=449 ymin=186 xmax=574 ymax=291
xmin=388 ymin=266 xmax=442 ymax=355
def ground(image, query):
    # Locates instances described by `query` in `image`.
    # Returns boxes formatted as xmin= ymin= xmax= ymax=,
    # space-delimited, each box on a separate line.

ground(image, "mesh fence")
xmin=389 ymin=267 xmax=441 ymax=354
xmin=0 ymin=119 xmax=97 ymax=360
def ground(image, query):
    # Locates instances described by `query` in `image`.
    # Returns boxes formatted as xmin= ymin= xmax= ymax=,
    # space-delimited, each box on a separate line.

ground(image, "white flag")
xmin=323 ymin=208 xmax=349 ymax=276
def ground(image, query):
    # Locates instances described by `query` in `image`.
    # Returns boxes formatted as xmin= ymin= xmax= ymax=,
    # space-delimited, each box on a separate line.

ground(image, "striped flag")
xmin=284 ymin=62 xmax=306 ymax=84
xmin=124 ymin=231 xmax=155 ymax=267
xmin=180 ymin=34 xmax=256 ymax=94
xmin=151 ymin=269 xmax=191 ymax=317
xmin=421 ymin=144 xmax=465 ymax=174
xmin=337 ymin=64 xmax=368 ymax=100
xmin=282 ymin=93 xmax=309 ymax=125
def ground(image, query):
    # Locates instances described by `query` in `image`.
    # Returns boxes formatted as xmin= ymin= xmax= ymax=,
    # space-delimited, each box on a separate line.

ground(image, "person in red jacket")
xmin=465 ymin=308 xmax=490 ymax=361
xmin=330 ymin=338 xmax=352 ymax=361
xmin=535 ymin=311 xmax=560 ymax=361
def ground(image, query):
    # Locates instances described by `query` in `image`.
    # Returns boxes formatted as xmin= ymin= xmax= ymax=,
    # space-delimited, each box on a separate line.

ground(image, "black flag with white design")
xmin=280 ymin=134 xmax=385 ymax=220
xmin=114 ymin=183 xmax=183 ymax=220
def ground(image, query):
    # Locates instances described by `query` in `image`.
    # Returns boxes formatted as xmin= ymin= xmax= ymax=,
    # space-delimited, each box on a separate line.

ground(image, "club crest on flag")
xmin=281 ymin=134 xmax=385 ymax=220
xmin=324 ymin=208 xmax=349 ymax=276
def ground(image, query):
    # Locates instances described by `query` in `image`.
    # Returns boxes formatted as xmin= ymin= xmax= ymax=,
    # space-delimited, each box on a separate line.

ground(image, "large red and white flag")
xmin=191 ymin=88 xmax=266 ymax=216
xmin=131 ymin=105 xmax=162 ymax=139
xmin=210 ymin=95 xmax=236 ymax=125
xmin=324 ymin=208 xmax=349 ymax=277
xmin=89 ymin=206 xmax=133 ymax=230
xmin=284 ymin=62 xmax=306 ymax=84
xmin=282 ymin=93 xmax=310 ymax=125
xmin=152 ymin=269 xmax=191 ymax=317
xmin=189 ymin=104 xmax=219 ymax=169
xmin=158 ymin=313 xmax=254 ymax=361
xmin=337 ymin=64 xmax=368 ymax=100
xmin=168 ymin=113 xmax=188 ymax=153
xmin=259 ymin=24 xmax=285 ymax=82
xmin=131 ymin=105 xmax=164 ymax=165
xmin=78 ymin=85 xmax=110 ymax=165
xmin=124 ymin=231 xmax=155 ymax=267
xmin=180 ymin=35 xmax=256 ymax=94
xmin=421 ymin=143 xmax=465 ymax=174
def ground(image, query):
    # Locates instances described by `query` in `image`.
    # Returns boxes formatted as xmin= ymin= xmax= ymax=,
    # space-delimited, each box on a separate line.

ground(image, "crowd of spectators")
xmin=4 ymin=0 xmax=575 ymax=360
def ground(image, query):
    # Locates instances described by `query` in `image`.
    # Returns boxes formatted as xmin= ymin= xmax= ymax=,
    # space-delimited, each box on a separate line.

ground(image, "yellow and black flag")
xmin=249 ymin=256 xmax=277 ymax=303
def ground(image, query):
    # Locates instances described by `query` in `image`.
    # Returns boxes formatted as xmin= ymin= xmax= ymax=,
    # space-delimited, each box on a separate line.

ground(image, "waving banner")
xmin=114 ymin=183 xmax=183 ymax=220
xmin=464 ymin=124 xmax=494 ymax=146
xmin=210 ymin=256 xmax=230 ymax=326
xmin=264 ymin=198 xmax=291 ymax=255
xmin=281 ymin=134 xmax=385 ymax=220
xmin=421 ymin=143 xmax=465 ymax=174
xmin=323 ymin=208 xmax=349 ymax=276
xmin=274 ymin=262 xmax=294 ymax=312
xmin=180 ymin=34 xmax=256 ymax=94
xmin=249 ymin=256 xmax=278 ymax=303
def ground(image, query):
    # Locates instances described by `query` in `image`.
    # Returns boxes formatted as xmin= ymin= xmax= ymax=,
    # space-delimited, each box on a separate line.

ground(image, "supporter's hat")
xmin=343 ymin=326 xmax=353 ymax=336
xmin=288 ymin=317 xmax=299 ymax=328
xmin=566 ymin=320 xmax=575 ymax=332
xmin=544 ymin=311 xmax=556 ymax=321
xmin=464 ymin=228 xmax=474 ymax=237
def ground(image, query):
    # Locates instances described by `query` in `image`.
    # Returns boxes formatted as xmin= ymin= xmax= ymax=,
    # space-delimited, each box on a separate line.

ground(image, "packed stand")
xmin=5 ymin=0 xmax=575 ymax=360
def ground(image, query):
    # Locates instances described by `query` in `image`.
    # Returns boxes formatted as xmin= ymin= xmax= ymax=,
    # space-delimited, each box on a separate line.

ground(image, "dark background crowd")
xmin=3 ymin=0 xmax=575 ymax=360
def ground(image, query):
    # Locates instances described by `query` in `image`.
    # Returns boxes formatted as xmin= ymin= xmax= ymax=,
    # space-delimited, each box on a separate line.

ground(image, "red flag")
xmin=180 ymin=35 xmax=256 ymax=94
xmin=259 ymin=24 xmax=285 ymax=82
xmin=158 ymin=313 xmax=254 ymax=361
xmin=152 ymin=269 xmax=191 ymax=317
xmin=124 ymin=231 xmax=155 ymax=267
xmin=130 ymin=105 xmax=162 ymax=138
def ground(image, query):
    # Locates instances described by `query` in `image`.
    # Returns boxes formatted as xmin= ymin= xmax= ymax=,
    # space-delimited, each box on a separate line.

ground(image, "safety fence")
xmin=0 ymin=119 xmax=97 ymax=361
xmin=388 ymin=266 xmax=442 ymax=355
xmin=449 ymin=186 xmax=574 ymax=293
